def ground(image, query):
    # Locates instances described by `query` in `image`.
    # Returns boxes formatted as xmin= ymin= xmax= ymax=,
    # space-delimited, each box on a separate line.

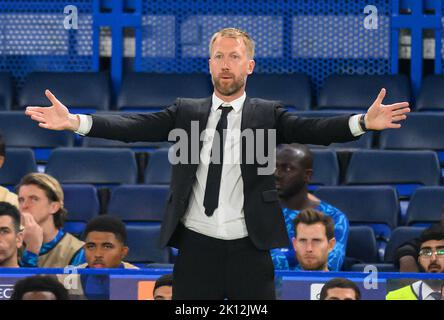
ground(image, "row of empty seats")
xmin=1 ymin=148 xmax=440 ymax=196
xmin=2 ymin=72 xmax=444 ymax=111
xmin=0 ymin=148 xmax=171 ymax=186
xmin=345 ymin=225 xmax=425 ymax=271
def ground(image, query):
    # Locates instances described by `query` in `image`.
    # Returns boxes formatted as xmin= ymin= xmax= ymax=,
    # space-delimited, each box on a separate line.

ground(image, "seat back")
xmin=247 ymin=73 xmax=312 ymax=110
xmin=416 ymin=75 xmax=444 ymax=111
xmin=0 ymin=148 xmax=37 ymax=186
xmin=346 ymin=226 xmax=379 ymax=263
xmin=406 ymin=187 xmax=444 ymax=226
xmin=117 ymin=73 xmax=212 ymax=110
xmin=107 ymin=185 xmax=169 ymax=221
xmin=18 ymin=72 xmax=110 ymax=111
xmin=144 ymin=149 xmax=172 ymax=185
xmin=318 ymin=74 xmax=410 ymax=111
xmin=46 ymin=148 xmax=138 ymax=184
xmin=384 ymin=227 xmax=425 ymax=262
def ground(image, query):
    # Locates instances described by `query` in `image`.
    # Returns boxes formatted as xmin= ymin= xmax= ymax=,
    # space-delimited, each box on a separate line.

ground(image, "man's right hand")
xmin=25 ymin=89 xmax=80 ymax=131
xmin=21 ymin=212 xmax=44 ymax=255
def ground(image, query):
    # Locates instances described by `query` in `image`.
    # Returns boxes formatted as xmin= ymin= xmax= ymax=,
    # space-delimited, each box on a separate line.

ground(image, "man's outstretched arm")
xmin=277 ymin=88 xmax=411 ymax=145
xmin=25 ymin=89 xmax=177 ymax=142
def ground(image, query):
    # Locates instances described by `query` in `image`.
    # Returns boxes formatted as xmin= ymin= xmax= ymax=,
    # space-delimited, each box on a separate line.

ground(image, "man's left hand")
xmin=365 ymin=88 xmax=410 ymax=131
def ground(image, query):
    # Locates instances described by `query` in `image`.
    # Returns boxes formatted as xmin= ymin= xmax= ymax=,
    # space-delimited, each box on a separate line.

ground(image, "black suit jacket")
xmin=89 ymin=97 xmax=356 ymax=250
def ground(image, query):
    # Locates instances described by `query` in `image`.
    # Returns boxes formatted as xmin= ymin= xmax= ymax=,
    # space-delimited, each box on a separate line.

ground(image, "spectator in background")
xmin=272 ymin=144 xmax=348 ymax=271
xmin=81 ymin=215 xmax=138 ymax=270
xmin=0 ymin=202 xmax=23 ymax=268
xmin=153 ymin=273 xmax=173 ymax=300
xmin=387 ymin=225 xmax=444 ymax=300
xmin=0 ymin=132 xmax=19 ymax=207
xmin=17 ymin=173 xmax=85 ymax=267
xmin=60 ymin=216 xmax=138 ymax=300
xmin=395 ymin=207 xmax=444 ymax=272
xmin=292 ymin=209 xmax=335 ymax=271
xmin=319 ymin=278 xmax=361 ymax=300
xmin=11 ymin=275 xmax=69 ymax=300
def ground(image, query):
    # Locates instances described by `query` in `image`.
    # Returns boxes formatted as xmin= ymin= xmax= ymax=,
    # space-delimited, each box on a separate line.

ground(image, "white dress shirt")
xmin=181 ymin=93 xmax=248 ymax=240
xmin=412 ymin=280 xmax=442 ymax=300
xmin=75 ymin=93 xmax=365 ymax=240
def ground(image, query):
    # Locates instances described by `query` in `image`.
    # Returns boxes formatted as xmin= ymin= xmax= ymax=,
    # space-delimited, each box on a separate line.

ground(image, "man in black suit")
xmin=26 ymin=28 xmax=410 ymax=300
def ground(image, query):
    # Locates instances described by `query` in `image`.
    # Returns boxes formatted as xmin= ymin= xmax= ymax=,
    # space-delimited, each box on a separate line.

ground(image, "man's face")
xmin=18 ymin=184 xmax=59 ymax=226
xmin=209 ymin=36 xmax=255 ymax=99
xmin=324 ymin=288 xmax=358 ymax=300
xmin=418 ymin=240 xmax=444 ymax=273
xmin=153 ymin=285 xmax=172 ymax=300
xmin=292 ymin=222 xmax=335 ymax=271
xmin=0 ymin=216 xmax=22 ymax=266
xmin=274 ymin=150 xmax=311 ymax=198
xmin=84 ymin=231 xmax=128 ymax=269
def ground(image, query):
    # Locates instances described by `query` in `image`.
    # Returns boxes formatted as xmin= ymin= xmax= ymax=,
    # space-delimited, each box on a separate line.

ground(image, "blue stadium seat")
xmin=384 ymin=227 xmax=425 ymax=263
xmin=379 ymin=113 xmax=444 ymax=151
xmin=346 ymin=226 xmax=378 ymax=263
xmin=0 ymin=111 xmax=75 ymax=161
xmin=345 ymin=150 xmax=441 ymax=197
xmin=82 ymin=136 xmax=170 ymax=150
xmin=309 ymin=149 xmax=339 ymax=187
xmin=378 ymin=113 xmax=444 ymax=172
xmin=317 ymin=74 xmax=411 ymax=111
xmin=295 ymin=111 xmax=374 ymax=149
xmin=416 ymin=75 xmax=444 ymax=111
xmin=0 ymin=72 xmax=13 ymax=110
xmin=117 ymin=73 xmax=212 ymax=111
xmin=0 ymin=148 xmax=37 ymax=186
xmin=125 ymin=223 xmax=170 ymax=264
xmin=107 ymin=185 xmax=169 ymax=221
xmin=314 ymin=186 xmax=399 ymax=240
xmin=246 ymin=73 xmax=312 ymax=111
xmin=17 ymin=72 xmax=110 ymax=112
xmin=144 ymin=149 xmax=172 ymax=185
xmin=108 ymin=185 xmax=170 ymax=264
xmin=46 ymin=148 xmax=137 ymax=185
xmin=406 ymin=187 xmax=444 ymax=226
xmin=63 ymin=184 xmax=100 ymax=237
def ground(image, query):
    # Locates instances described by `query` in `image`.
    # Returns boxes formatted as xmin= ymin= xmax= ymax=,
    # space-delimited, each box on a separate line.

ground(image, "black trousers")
xmin=172 ymin=225 xmax=276 ymax=300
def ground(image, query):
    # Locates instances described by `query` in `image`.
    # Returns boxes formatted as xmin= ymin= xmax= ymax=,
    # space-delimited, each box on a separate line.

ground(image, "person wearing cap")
xmin=153 ymin=274 xmax=173 ymax=300
xmin=17 ymin=173 xmax=85 ymax=268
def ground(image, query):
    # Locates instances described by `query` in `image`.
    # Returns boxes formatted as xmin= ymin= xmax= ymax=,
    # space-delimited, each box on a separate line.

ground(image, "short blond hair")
xmin=209 ymin=28 xmax=255 ymax=59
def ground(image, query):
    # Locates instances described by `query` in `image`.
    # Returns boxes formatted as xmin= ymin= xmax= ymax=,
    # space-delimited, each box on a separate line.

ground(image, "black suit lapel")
xmin=198 ymin=96 xmax=213 ymax=132
xmin=241 ymin=97 xmax=255 ymax=131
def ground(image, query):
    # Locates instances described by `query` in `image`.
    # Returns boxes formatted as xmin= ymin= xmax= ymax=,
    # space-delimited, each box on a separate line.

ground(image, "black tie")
xmin=203 ymin=105 xmax=233 ymax=216
xmin=430 ymin=291 xmax=442 ymax=300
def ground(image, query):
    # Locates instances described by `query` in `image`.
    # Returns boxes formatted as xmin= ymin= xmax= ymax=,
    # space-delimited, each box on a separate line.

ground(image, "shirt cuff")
xmin=349 ymin=114 xmax=366 ymax=137
xmin=74 ymin=114 xmax=93 ymax=136
xmin=20 ymin=250 xmax=39 ymax=268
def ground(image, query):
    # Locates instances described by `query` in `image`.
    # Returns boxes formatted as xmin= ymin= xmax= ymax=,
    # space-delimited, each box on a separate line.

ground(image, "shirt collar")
xmin=211 ymin=92 xmax=246 ymax=113
xmin=413 ymin=280 xmax=440 ymax=300
xmin=421 ymin=281 xmax=440 ymax=300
